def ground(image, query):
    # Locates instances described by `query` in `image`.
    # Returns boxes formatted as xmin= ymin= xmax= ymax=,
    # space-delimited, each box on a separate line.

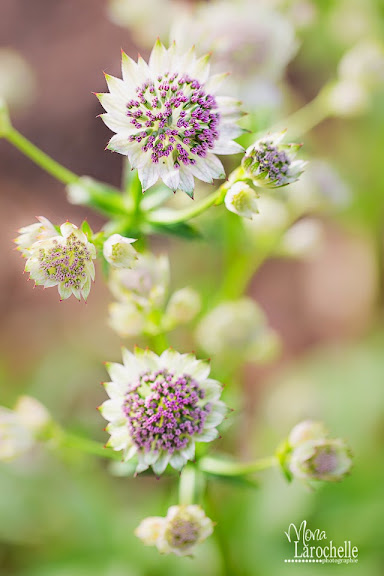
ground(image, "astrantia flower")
xmin=99 ymin=347 xmax=226 ymax=475
xmin=288 ymin=420 xmax=328 ymax=448
xmin=24 ymin=222 xmax=96 ymax=301
xmin=96 ymin=39 xmax=244 ymax=197
xmin=290 ymin=438 xmax=353 ymax=483
xmin=103 ymin=234 xmax=137 ymax=268
xmin=242 ymin=132 xmax=305 ymax=188
xmin=15 ymin=216 xmax=57 ymax=257
xmin=135 ymin=505 xmax=214 ymax=556
xmin=224 ymin=181 xmax=259 ymax=219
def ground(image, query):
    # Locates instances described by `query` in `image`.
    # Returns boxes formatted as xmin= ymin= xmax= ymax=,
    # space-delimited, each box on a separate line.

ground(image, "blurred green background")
xmin=1 ymin=0 xmax=384 ymax=574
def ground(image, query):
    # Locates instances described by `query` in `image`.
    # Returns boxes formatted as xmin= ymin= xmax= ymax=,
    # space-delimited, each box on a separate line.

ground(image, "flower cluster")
xmin=97 ymin=40 xmax=244 ymax=196
xmin=99 ymin=347 xmax=226 ymax=475
xmin=108 ymin=251 xmax=200 ymax=338
xmin=135 ymin=505 xmax=214 ymax=556
xmin=286 ymin=420 xmax=353 ymax=483
xmin=16 ymin=219 xmax=97 ymax=301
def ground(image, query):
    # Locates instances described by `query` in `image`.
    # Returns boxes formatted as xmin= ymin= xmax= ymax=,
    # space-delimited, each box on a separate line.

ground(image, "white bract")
xmin=224 ymin=181 xmax=259 ymax=219
xmin=99 ymin=347 xmax=226 ymax=475
xmin=103 ymin=234 xmax=138 ymax=268
xmin=15 ymin=216 xmax=57 ymax=257
xmin=24 ymin=222 xmax=96 ymax=301
xmin=97 ymin=40 xmax=244 ymax=197
xmin=135 ymin=505 xmax=214 ymax=556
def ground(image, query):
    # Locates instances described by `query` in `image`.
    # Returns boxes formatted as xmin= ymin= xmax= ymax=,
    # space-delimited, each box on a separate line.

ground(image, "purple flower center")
xmin=313 ymin=449 xmax=339 ymax=475
xmin=254 ymin=141 xmax=291 ymax=183
xmin=126 ymin=73 xmax=220 ymax=167
xmin=123 ymin=369 xmax=211 ymax=454
xmin=38 ymin=233 xmax=91 ymax=290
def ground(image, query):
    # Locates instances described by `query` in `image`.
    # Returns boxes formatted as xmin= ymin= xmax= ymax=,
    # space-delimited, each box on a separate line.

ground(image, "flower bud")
xmin=279 ymin=218 xmax=324 ymax=259
xmin=136 ymin=505 xmax=214 ymax=556
xmin=164 ymin=287 xmax=201 ymax=329
xmin=224 ymin=181 xmax=259 ymax=219
xmin=290 ymin=438 xmax=353 ymax=483
xmin=14 ymin=396 xmax=51 ymax=437
xmin=242 ymin=132 xmax=305 ymax=188
xmin=288 ymin=420 xmax=328 ymax=448
xmin=103 ymin=234 xmax=137 ymax=269
xmin=326 ymin=79 xmax=369 ymax=117
xmin=108 ymin=300 xmax=145 ymax=337
xmin=0 ymin=407 xmax=33 ymax=461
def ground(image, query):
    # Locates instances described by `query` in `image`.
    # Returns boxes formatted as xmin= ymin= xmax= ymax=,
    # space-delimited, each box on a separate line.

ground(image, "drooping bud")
xmin=103 ymin=234 xmax=137 ymax=269
xmin=224 ymin=181 xmax=259 ymax=219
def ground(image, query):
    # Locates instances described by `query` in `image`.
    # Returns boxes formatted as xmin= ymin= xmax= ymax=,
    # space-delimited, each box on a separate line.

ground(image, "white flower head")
xmin=290 ymin=438 xmax=353 ymax=483
xmin=288 ymin=420 xmax=328 ymax=449
xmin=136 ymin=505 xmax=214 ymax=556
xmin=96 ymin=40 xmax=244 ymax=197
xmin=99 ymin=347 xmax=226 ymax=475
xmin=103 ymin=234 xmax=138 ymax=268
xmin=15 ymin=216 xmax=57 ymax=257
xmin=196 ymin=298 xmax=279 ymax=362
xmin=24 ymin=222 xmax=96 ymax=301
xmin=242 ymin=132 xmax=306 ymax=189
xmin=164 ymin=287 xmax=201 ymax=329
xmin=224 ymin=181 xmax=259 ymax=219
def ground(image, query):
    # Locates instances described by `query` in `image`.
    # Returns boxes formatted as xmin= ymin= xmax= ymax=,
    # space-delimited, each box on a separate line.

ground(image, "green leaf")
xmin=81 ymin=220 xmax=93 ymax=239
xmin=143 ymin=221 xmax=202 ymax=240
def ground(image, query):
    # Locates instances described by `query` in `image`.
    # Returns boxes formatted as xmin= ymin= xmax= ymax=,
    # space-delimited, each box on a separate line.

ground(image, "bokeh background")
xmin=1 ymin=0 xmax=384 ymax=574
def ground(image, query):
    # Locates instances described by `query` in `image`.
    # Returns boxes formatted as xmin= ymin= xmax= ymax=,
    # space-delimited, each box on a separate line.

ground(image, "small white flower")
xmin=99 ymin=347 xmax=226 ymax=475
xmin=279 ymin=218 xmax=324 ymax=259
xmin=338 ymin=40 xmax=384 ymax=90
xmin=0 ymin=48 xmax=36 ymax=111
xmin=224 ymin=181 xmax=259 ymax=219
xmin=103 ymin=234 xmax=137 ymax=268
xmin=24 ymin=222 xmax=96 ymax=301
xmin=196 ymin=298 xmax=279 ymax=362
xmin=163 ymin=287 xmax=201 ymax=329
xmin=326 ymin=79 xmax=369 ymax=117
xmin=136 ymin=505 xmax=214 ymax=556
xmin=0 ymin=396 xmax=51 ymax=461
xmin=242 ymin=132 xmax=306 ymax=189
xmin=288 ymin=420 xmax=328 ymax=448
xmin=290 ymin=438 xmax=353 ymax=483
xmin=15 ymin=216 xmax=57 ymax=257
xmin=96 ymin=40 xmax=244 ymax=197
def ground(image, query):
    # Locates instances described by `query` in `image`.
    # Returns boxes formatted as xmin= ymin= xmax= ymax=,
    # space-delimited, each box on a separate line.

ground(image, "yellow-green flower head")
xmin=96 ymin=40 xmax=244 ymax=197
xmin=24 ymin=222 xmax=96 ymax=301
xmin=135 ymin=505 xmax=214 ymax=556
xmin=242 ymin=132 xmax=305 ymax=189
xmin=99 ymin=347 xmax=226 ymax=475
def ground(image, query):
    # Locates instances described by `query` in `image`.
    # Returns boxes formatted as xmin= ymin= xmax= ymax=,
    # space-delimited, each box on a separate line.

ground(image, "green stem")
xmin=6 ymin=127 xmax=79 ymax=185
xmin=199 ymin=455 xmax=277 ymax=477
xmin=272 ymin=88 xmax=330 ymax=139
xmin=179 ymin=465 xmax=198 ymax=505
xmin=59 ymin=432 xmax=122 ymax=461
xmin=148 ymin=186 xmax=225 ymax=225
